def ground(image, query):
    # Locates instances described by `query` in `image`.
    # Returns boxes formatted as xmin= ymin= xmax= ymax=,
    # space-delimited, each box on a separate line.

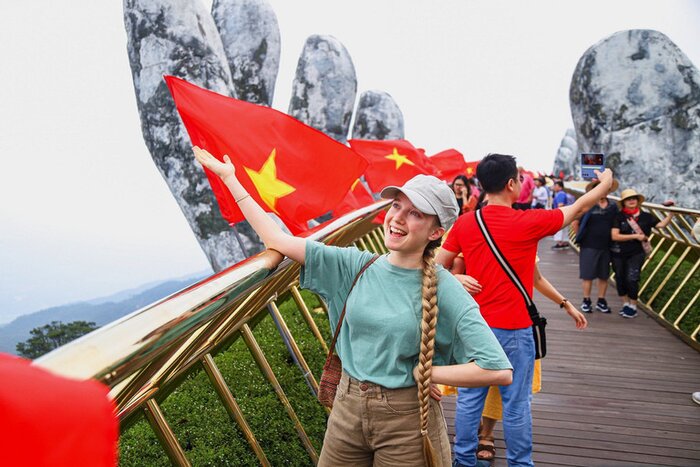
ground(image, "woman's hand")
xmin=455 ymin=274 xmax=482 ymax=294
xmin=564 ymin=302 xmax=587 ymax=330
xmin=635 ymin=233 xmax=647 ymax=241
xmin=193 ymin=146 xmax=235 ymax=180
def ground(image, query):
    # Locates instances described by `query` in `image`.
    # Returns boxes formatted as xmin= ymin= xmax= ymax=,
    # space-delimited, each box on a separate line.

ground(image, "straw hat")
xmin=619 ymin=188 xmax=645 ymax=206
xmin=585 ymin=178 xmax=619 ymax=193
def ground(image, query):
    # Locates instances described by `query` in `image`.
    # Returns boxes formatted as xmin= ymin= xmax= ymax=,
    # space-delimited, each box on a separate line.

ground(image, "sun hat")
xmin=585 ymin=178 xmax=619 ymax=193
xmin=619 ymin=188 xmax=646 ymax=206
xmin=380 ymin=174 xmax=459 ymax=230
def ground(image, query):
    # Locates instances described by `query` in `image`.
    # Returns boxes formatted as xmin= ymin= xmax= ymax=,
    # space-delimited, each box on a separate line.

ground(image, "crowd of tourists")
xmin=195 ymin=145 xmax=675 ymax=467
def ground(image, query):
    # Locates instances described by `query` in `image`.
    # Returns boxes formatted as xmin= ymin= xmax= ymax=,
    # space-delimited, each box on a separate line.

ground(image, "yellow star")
xmin=466 ymin=167 xmax=474 ymax=175
xmin=385 ymin=148 xmax=415 ymax=170
xmin=243 ymin=148 xmax=296 ymax=213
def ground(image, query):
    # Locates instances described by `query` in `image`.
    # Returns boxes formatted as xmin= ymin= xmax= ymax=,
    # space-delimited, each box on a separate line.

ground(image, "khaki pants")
xmin=318 ymin=372 xmax=452 ymax=467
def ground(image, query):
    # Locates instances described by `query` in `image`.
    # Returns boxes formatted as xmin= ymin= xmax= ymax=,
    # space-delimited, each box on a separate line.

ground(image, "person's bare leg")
xmin=582 ymin=279 xmax=592 ymax=298
xmin=597 ymin=279 xmax=608 ymax=299
xmin=477 ymin=416 xmax=497 ymax=461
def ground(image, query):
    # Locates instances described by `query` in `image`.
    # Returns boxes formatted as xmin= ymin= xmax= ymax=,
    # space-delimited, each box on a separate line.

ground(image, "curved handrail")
xmin=34 ymin=201 xmax=389 ymax=398
xmin=566 ymin=188 xmax=700 ymax=349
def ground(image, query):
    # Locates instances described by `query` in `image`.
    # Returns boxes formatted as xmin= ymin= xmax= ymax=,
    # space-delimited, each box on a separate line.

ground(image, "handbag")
xmin=625 ymin=215 xmax=652 ymax=256
xmin=475 ymin=209 xmax=547 ymax=359
xmin=317 ymin=255 xmax=379 ymax=408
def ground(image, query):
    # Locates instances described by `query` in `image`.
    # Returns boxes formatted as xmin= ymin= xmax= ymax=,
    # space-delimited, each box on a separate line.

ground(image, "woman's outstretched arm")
xmin=423 ymin=363 xmax=512 ymax=388
xmin=193 ymin=146 xmax=307 ymax=264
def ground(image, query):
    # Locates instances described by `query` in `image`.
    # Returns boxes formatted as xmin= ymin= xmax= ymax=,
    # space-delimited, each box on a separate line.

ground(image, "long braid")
xmin=417 ymin=239 xmax=441 ymax=466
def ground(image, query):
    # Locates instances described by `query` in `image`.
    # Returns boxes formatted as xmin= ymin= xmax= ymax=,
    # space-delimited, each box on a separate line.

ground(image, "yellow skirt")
xmin=438 ymin=360 xmax=542 ymax=421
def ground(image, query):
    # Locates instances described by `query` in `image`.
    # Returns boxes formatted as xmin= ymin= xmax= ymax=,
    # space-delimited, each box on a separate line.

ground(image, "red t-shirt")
xmin=442 ymin=205 xmax=564 ymax=329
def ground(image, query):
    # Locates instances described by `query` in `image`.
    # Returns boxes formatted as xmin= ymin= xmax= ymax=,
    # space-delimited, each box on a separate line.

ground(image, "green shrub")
xmin=119 ymin=290 xmax=330 ymax=466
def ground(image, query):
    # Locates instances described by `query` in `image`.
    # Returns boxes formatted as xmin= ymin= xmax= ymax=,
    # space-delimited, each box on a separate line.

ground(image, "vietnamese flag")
xmin=165 ymin=76 xmax=368 ymax=234
xmin=348 ymin=139 xmax=438 ymax=193
xmin=0 ymin=353 xmax=118 ymax=466
xmin=429 ymin=149 xmax=467 ymax=182
xmin=465 ymin=160 xmax=479 ymax=178
xmin=332 ymin=178 xmax=376 ymax=218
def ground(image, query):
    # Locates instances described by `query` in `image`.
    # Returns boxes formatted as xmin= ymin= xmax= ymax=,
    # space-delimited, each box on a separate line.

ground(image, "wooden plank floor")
xmin=442 ymin=238 xmax=700 ymax=466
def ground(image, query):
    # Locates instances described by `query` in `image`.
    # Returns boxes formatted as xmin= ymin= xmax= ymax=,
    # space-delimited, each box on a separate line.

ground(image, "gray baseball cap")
xmin=380 ymin=174 xmax=459 ymax=230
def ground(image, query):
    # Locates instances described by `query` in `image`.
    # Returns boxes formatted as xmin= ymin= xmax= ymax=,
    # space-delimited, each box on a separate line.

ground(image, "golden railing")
xmin=33 ymin=201 xmax=390 ymax=466
xmin=567 ymin=191 xmax=700 ymax=350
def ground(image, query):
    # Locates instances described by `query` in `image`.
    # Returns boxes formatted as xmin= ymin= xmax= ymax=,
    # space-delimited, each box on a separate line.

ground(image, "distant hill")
xmin=0 ymin=273 xmax=208 ymax=355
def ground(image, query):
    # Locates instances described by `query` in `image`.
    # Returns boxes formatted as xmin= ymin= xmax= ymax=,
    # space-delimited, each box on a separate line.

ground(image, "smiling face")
xmin=383 ymin=193 xmax=444 ymax=254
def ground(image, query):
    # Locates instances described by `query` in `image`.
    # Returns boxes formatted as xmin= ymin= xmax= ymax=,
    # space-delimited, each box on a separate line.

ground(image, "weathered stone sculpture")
xmin=570 ymin=29 xmax=700 ymax=207
xmin=289 ymin=35 xmax=357 ymax=143
xmin=351 ymin=90 xmax=405 ymax=140
xmin=211 ymin=0 xmax=280 ymax=106
xmin=124 ymin=0 xmax=262 ymax=272
xmin=552 ymin=128 xmax=579 ymax=178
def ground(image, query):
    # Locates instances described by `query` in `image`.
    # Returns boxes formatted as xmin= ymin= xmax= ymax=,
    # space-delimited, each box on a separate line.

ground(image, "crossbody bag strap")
xmin=475 ymin=209 xmax=538 ymax=319
xmin=327 ymin=254 xmax=380 ymax=356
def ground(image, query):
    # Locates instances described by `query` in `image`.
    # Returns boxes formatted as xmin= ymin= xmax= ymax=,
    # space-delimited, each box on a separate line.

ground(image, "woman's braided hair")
xmin=417 ymin=237 xmax=442 ymax=466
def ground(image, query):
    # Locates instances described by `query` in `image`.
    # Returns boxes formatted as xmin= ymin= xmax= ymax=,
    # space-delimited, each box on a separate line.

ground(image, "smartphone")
xmin=580 ymin=152 xmax=605 ymax=180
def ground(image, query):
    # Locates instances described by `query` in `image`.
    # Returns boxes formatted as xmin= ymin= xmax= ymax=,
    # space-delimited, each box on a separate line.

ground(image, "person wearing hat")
xmin=437 ymin=153 xmax=614 ymax=467
xmin=611 ymin=188 xmax=674 ymax=318
xmin=192 ymin=147 xmax=513 ymax=466
xmin=572 ymin=178 xmax=620 ymax=313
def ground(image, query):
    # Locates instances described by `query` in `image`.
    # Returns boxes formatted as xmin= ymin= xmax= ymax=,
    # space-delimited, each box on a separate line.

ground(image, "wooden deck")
xmin=442 ymin=238 xmax=700 ymax=466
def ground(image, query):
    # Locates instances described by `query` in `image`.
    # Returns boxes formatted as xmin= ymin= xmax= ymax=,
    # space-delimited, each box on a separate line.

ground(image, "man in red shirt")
xmin=437 ymin=153 xmax=613 ymax=467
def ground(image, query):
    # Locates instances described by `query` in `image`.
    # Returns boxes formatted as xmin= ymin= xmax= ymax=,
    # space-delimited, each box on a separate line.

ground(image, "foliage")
xmin=119 ymin=290 xmax=330 ymax=466
xmin=640 ymin=239 xmax=699 ymax=335
xmin=16 ymin=320 xmax=97 ymax=359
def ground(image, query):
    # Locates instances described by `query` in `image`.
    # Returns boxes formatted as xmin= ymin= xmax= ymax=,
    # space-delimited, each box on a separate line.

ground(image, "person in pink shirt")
xmin=513 ymin=166 xmax=534 ymax=210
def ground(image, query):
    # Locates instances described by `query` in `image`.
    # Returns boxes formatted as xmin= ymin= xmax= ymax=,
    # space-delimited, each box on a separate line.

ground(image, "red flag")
xmin=0 ymin=354 xmax=117 ymax=466
xmin=429 ymin=149 xmax=467 ymax=182
xmin=348 ymin=139 xmax=438 ymax=192
xmin=165 ymin=76 xmax=368 ymax=234
xmin=465 ymin=160 xmax=480 ymax=178
xmin=332 ymin=178 xmax=376 ymax=218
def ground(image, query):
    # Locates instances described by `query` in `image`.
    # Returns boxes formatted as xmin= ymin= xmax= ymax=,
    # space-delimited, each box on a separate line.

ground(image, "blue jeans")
xmin=453 ymin=327 xmax=535 ymax=467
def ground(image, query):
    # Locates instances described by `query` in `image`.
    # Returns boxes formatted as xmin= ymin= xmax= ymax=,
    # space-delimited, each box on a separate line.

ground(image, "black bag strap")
xmin=327 ymin=255 xmax=380 ymax=356
xmin=475 ymin=209 xmax=539 ymax=320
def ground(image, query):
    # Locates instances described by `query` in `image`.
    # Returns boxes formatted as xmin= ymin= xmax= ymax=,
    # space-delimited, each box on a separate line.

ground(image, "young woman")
xmin=192 ymin=147 xmax=512 ymax=466
xmin=611 ymin=189 xmax=674 ymax=318
xmin=452 ymin=175 xmax=478 ymax=214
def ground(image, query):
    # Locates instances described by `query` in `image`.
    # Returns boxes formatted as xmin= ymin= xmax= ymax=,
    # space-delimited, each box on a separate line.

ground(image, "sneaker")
xmin=581 ymin=298 xmax=592 ymax=313
xmin=621 ymin=306 xmax=638 ymax=318
xmin=692 ymin=392 xmax=700 ymax=406
xmin=596 ymin=298 xmax=611 ymax=313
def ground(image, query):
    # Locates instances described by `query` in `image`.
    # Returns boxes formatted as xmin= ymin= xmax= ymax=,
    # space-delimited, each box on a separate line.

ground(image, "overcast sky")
xmin=1 ymin=0 xmax=698 ymax=324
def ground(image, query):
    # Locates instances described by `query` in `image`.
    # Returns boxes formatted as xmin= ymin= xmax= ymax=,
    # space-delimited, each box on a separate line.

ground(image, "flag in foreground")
xmin=165 ymin=76 xmax=368 ymax=234
xmin=0 ymin=353 xmax=117 ymax=466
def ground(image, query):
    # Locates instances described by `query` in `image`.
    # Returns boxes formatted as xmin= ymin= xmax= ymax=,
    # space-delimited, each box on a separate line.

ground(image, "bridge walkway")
xmin=442 ymin=238 xmax=700 ymax=466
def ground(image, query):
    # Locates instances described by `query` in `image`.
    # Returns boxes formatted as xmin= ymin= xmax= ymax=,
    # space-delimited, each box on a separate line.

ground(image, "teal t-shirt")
xmin=300 ymin=240 xmax=512 ymax=388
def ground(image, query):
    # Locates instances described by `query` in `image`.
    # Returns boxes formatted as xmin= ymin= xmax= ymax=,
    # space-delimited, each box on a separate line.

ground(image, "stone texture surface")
xmin=570 ymin=29 xmax=700 ymax=208
xmin=552 ymin=128 xmax=579 ymax=178
xmin=351 ymin=90 xmax=404 ymax=140
xmin=289 ymin=35 xmax=357 ymax=143
xmin=211 ymin=0 xmax=280 ymax=106
xmin=124 ymin=0 xmax=262 ymax=272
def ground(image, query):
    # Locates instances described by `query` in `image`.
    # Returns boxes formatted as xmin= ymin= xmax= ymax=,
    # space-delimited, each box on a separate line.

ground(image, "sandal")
xmin=476 ymin=434 xmax=495 ymax=462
